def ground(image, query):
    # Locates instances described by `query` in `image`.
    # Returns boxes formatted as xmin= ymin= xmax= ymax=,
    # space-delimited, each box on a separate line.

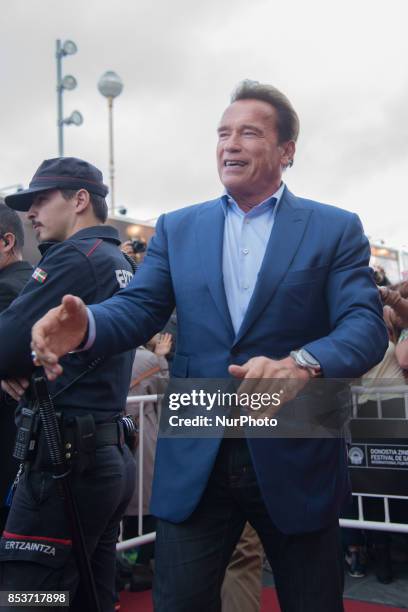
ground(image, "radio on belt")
xmin=13 ymin=406 xmax=38 ymax=462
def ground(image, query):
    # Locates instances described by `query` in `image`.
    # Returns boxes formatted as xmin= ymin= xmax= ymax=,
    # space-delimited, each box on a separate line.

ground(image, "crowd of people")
xmin=342 ymin=277 xmax=408 ymax=584
xmin=0 ymin=79 xmax=408 ymax=612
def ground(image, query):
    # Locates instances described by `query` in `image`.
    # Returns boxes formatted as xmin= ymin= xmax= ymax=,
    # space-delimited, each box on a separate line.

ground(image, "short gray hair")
xmin=231 ymin=79 xmax=300 ymax=144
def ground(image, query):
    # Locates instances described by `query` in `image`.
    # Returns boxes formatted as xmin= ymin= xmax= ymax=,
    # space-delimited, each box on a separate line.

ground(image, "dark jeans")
xmin=153 ymin=438 xmax=344 ymax=612
xmin=0 ymin=445 xmax=135 ymax=612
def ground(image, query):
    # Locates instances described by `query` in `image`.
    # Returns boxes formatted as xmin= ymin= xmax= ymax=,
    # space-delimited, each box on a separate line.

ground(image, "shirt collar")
xmin=221 ymin=183 xmax=285 ymax=217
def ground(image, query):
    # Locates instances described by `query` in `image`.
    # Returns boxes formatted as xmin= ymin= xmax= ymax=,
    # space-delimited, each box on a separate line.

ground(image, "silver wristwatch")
xmin=290 ymin=349 xmax=322 ymax=377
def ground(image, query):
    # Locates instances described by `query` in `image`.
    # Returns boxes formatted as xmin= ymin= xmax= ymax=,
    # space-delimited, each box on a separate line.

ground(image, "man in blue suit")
xmin=32 ymin=80 xmax=388 ymax=611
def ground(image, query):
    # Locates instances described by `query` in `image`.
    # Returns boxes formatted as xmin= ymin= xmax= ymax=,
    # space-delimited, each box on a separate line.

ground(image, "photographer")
xmin=0 ymin=158 xmax=135 ymax=612
xmin=121 ymin=238 xmax=146 ymax=268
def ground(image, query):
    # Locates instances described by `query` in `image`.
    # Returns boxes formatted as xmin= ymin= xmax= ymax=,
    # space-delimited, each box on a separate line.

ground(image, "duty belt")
xmin=60 ymin=416 xmax=126 ymax=469
xmin=63 ymin=420 xmax=125 ymax=450
xmin=24 ymin=415 xmax=126 ymax=472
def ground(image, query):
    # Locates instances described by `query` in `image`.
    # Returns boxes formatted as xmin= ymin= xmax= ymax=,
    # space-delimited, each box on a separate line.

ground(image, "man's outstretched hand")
xmin=31 ymin=295 xmax=88 ymax=380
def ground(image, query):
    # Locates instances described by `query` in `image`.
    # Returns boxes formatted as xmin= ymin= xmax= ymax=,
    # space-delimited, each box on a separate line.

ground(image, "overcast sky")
xmin=1 ymin=0 xmax=407 ymax=247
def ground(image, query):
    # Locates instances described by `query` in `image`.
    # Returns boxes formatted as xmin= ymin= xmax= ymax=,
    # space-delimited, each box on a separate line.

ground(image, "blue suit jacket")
xmin=90 ymin=187 xmax=388 ymax=533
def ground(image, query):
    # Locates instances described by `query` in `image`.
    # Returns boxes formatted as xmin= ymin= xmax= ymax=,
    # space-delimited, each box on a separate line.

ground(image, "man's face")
xmin=27 ymin=189 xmax=76 ymax=243
xmin=216 ymin=99 xmax=294 ymax=203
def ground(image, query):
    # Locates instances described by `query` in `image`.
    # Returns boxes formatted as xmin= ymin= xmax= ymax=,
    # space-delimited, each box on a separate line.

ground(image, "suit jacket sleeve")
xmin=303 ymin=213 xmax=388 ymax=378
xmin=89 ymin=214 xmax=175 ymax=358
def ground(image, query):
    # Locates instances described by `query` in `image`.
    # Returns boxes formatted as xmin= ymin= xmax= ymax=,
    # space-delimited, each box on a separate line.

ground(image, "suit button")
xmin=231 ymin=347 xmax=239 ymax=356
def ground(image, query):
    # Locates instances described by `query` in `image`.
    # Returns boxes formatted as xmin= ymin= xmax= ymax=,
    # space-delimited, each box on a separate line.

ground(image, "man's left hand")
xmin=229 ymin=356 xmax=310 ymax=417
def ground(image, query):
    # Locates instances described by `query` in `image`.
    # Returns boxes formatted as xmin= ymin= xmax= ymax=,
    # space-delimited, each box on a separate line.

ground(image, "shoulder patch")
xmin=116 ymin=269 xmax=133 ymax=288
xmin=32 ymin=267 xmax=48 ymax=284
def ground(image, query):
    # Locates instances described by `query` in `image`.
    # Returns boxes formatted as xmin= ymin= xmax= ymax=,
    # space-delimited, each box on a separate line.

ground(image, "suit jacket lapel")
xmin=233 ymin=189 xmax=313 ymax=346
xmin=196 ymin=199 xmax=235 ymax=337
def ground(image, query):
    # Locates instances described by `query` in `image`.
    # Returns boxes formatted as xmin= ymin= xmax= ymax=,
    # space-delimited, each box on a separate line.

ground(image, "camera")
xmin=130 ymin=239 xmax=146 ymax=254
xmin=372 ymin=265 xmax=390 ymax=287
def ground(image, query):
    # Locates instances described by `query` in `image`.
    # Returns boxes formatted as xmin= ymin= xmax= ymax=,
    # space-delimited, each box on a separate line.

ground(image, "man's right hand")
xmin=31 ymin=295 xmax=88 ymax=380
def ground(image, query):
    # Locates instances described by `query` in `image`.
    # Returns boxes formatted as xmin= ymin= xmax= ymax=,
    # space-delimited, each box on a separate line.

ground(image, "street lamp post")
xmin=98 ymin=71 xmax=123 ymax=214
xmin=56 ymin=39 xmax=83 ymax=156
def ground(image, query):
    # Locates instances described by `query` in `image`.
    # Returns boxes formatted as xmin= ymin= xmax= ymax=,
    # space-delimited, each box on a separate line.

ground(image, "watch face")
xmin=299 ymin=349 xmax=320 ymax=369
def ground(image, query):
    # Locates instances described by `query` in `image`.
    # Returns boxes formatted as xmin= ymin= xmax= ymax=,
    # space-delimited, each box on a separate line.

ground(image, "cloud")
xmin=1 ymin=0 xmax=407 ymax=249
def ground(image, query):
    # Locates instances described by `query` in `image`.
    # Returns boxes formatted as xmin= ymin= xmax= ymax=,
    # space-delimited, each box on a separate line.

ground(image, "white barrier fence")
xmin=117 ymin=386 xmax=408 ymax=552
xmin=117 ymin=394 xmax=159 ymax=552
xmin=339 ymin=494 xmax=408 ymax=534
xmin=350 ymin=384 xmax=408 ymax=419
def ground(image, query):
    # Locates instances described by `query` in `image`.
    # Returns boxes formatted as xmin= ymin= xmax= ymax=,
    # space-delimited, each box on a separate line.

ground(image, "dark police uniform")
xmin=0 ymin=226 xmax=135 ymax=612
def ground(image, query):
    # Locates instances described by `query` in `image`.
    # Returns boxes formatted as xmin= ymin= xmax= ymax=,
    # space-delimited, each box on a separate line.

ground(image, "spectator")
xmin=351 ymin=288 xmax=408 ymax=583
xmin=380 ymin=285 xmax=408 ymax=328
xmin=221 ymin=522 xmax=263 ymax=612
xmin=161 ymin=311 xmax=177 ymax=364
xmin=372 ymin=265 xmax=391 ymax=287
xmin=0 ymin=202 xmax=32 ymax=312
xmin=123 ymin=333 xmax=171 ymax=579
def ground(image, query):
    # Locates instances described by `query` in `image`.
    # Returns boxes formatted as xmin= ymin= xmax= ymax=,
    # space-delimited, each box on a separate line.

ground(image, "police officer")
xmin=0 ymin=202 xmax=32 ymax=533
xmin=0 ymin=158 xmax=135 ymax=611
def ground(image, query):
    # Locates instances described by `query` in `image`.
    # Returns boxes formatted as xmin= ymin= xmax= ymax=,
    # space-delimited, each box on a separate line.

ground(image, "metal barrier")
xmin=339 ymin=384 xmax=408 ymax=533
xmin=340 ymin=494 xmax=408 ymax=534
xmin=117 ymin=394 xmax=159 ymax=553
xmin=117 ymin=386 xmax=408 ymax=551
xmin=350 ymin=384 xmax=408 ymax=419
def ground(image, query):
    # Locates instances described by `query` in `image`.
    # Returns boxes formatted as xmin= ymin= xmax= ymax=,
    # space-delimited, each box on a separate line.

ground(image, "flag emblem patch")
xmin=32 ymin=267 xmax=48 ymax=284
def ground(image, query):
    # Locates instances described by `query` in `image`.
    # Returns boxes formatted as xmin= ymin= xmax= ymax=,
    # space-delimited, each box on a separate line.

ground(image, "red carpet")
xmin=119 ymin=588 xmax=407 ymax=611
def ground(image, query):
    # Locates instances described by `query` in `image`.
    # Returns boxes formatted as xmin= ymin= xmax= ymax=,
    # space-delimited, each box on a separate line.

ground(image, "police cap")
xmin=5 ymin=157 xmax=109 ymax=211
